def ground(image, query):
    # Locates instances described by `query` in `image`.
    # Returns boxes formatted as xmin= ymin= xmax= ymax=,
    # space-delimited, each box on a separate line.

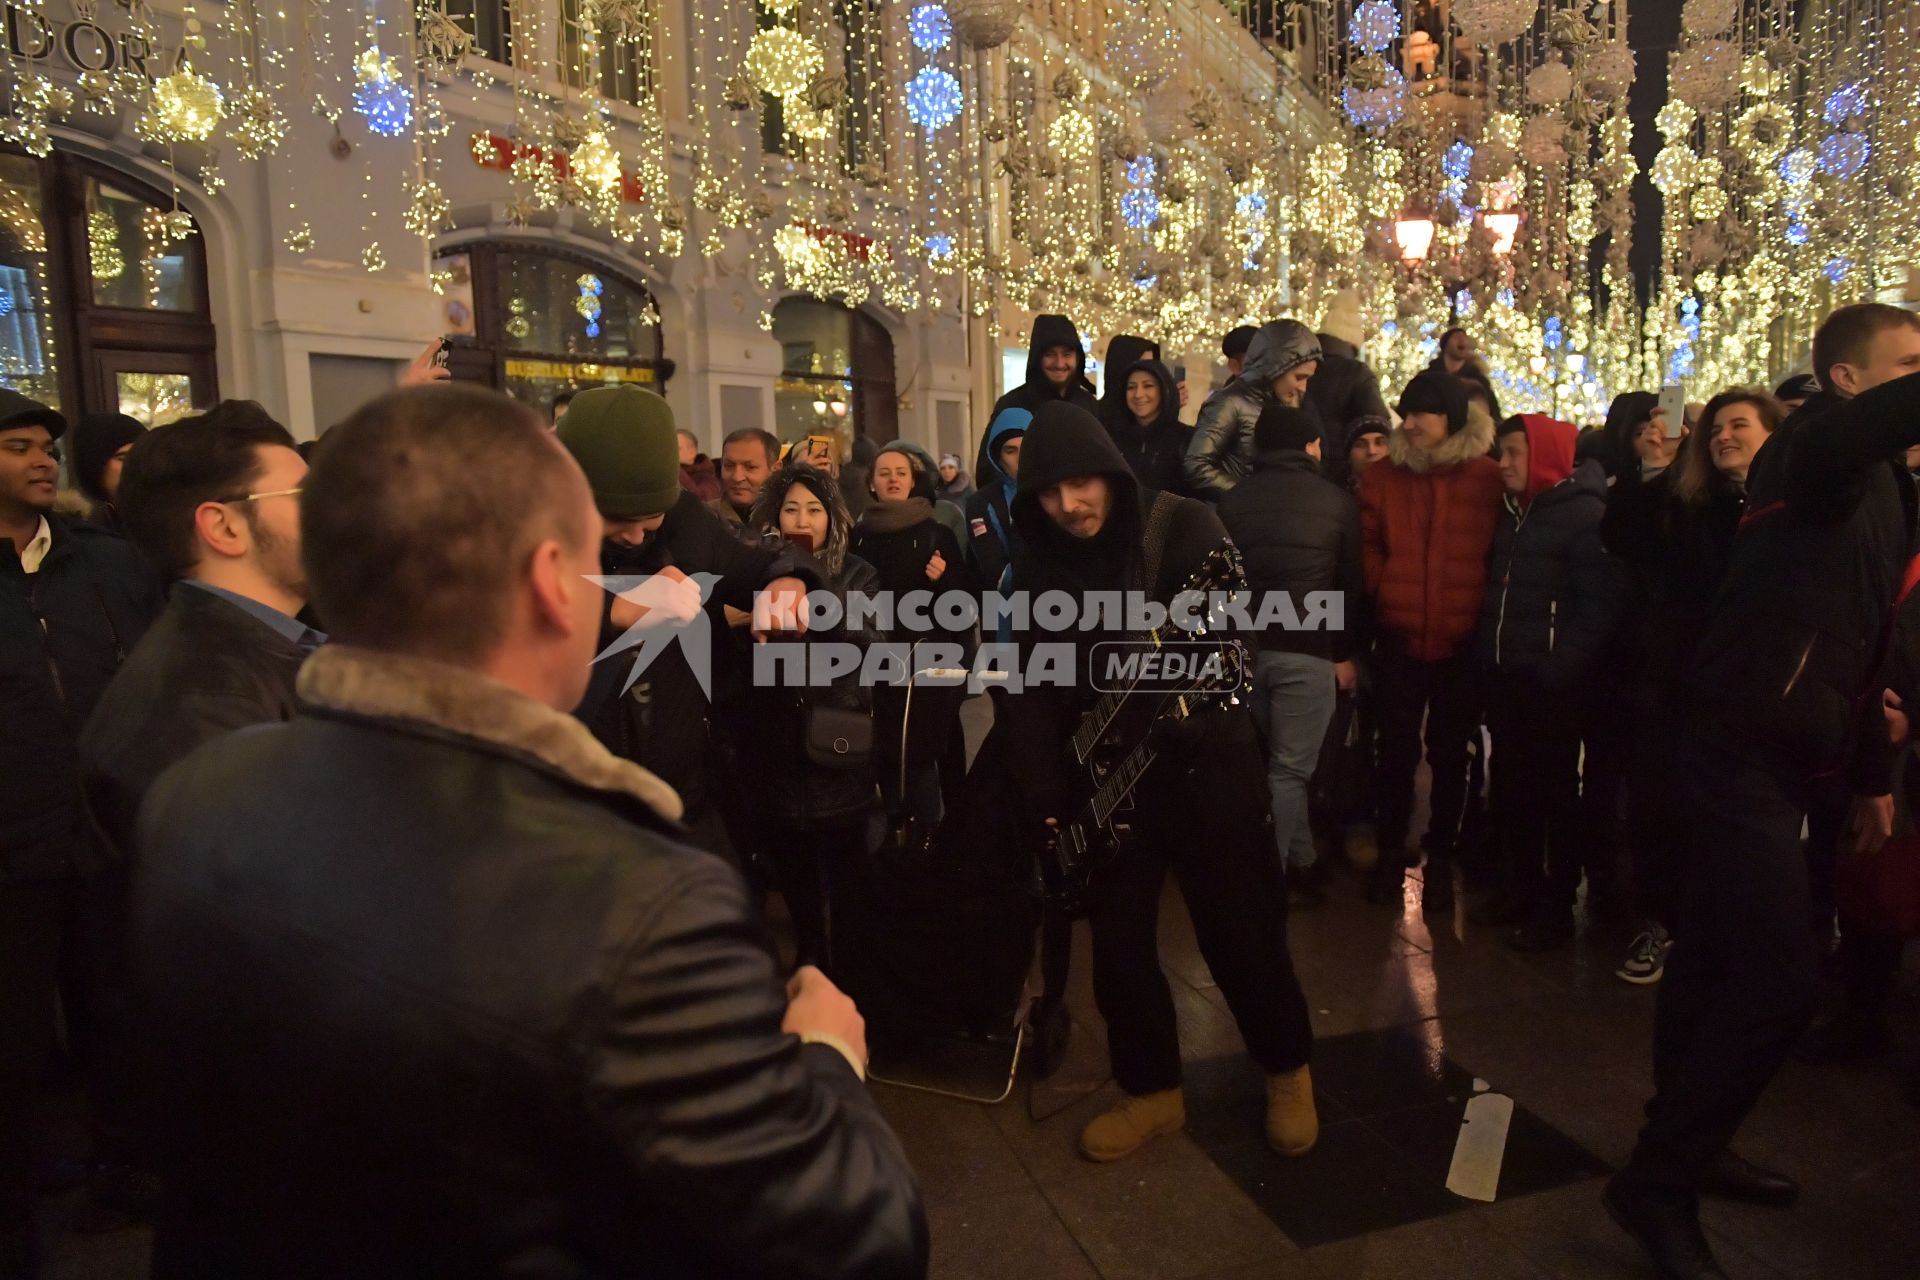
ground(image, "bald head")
xmin=304 ymin=385 xmax=597 ymax=672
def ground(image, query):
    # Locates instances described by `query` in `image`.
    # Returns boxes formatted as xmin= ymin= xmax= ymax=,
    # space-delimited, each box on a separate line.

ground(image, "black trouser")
xmin=1578 ymin=678 xmax=1632 ymax=900
xmin=770 ymin=818 xmax=869 ymax=973
xmin=1087 ymin=713 xmax=1313 ymax=1095
xmin=1373 ymin=642 xmax=1479 ymax=867
xmin=1485 ymin=675 xmax=1583 ymax=916
xmin=1632 ymin=735 xmax=1820 ymax=1190
xmin=1 ymin=879 xmax=67 ymax=1278
xmin=1625 ymin=700 xmax=1689 ymax=926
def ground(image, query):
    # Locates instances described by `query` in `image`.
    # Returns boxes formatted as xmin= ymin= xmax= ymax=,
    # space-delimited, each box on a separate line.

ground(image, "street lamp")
xmin=1481 ymin=209 xmax=1523 ymax=255
xmin=1393 ymin=212 xmax=1437 ymax=264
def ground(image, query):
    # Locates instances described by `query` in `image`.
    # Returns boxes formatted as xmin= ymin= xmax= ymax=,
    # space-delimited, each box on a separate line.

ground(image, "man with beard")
xmin=558 ymin=387 xmax=820 ymax=857
xmin=76 ymin=402 xmax=316 ymax=1213
xmin=998 ymin=401 xmax=1316 ymax=1163
xmin=990 ymin=314 xmax=1100 ymax=420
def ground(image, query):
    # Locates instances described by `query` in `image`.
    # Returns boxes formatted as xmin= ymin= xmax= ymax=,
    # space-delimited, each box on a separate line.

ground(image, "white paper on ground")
xmin=1445 ymin=1090 xmax=1515 ymax=1203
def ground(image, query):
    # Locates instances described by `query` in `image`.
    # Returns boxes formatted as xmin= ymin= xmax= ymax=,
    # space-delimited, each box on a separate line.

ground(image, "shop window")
xmin=560 ymin=0 xmax=656 ymax=108
xmin=771 ymin=296 xmax=895 ymax=450
xmin=431 ymin=242 xmax=665 ymax=412
xmin=761 ymin=0 xmax=877 ymax=177
xmin=0 ymin=148 xmax=215 ymax=420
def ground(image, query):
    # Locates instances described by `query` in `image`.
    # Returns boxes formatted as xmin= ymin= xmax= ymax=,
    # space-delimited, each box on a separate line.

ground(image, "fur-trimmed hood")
xmin=1386 ymin=400 xmax=1496 ymax=475
xmin=296 ymin=645 xmax=684 ymax=822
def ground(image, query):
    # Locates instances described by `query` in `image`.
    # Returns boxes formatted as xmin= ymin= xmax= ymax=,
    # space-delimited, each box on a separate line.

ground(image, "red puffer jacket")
xmin=1359 ymin=405 xmax=1503 ymax=661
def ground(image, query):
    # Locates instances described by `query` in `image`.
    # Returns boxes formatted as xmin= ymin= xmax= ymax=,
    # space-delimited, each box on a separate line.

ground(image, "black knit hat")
xmin=70 ymin=413 xmax=145 ymax=501
xmin=1254 ymin=402 xmax=1321 ymax=454
xmin=1396 ymin=370 xmax=1470 ymax=436
xmin=0 ymin=387 xmax=66 ymax=440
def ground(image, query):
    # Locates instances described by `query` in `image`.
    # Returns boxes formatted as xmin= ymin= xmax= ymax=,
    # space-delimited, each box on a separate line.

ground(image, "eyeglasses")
xmin=222 ymin=485 xmax=304 ymax=504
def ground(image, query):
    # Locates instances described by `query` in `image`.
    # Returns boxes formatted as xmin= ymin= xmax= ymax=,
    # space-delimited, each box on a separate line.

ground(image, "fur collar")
xmin=1386 ymin=401 xmax=1496 ymax=475
xmin=296 ymin=645 xmax=683 ymax=823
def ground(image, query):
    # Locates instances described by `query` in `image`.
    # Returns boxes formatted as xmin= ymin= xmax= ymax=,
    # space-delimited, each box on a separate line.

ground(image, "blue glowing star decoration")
xmin=1825 ymin=81 xmax=1869 ymax=125
xmin=926 ymin=234 xmax=953 ymax=260
xmin=1543 ymin=316 xmax=1563 ymax=351
xmin=1453 ymin=289 xmax=1473 ymax=312
xmin=1779 ymin=148 xmax=1816 ymax=185
xmin=1126 ymin=155 xmax=1156 ymax=187
xmin=1351 ymin=0 xmax=1401 ymax=53
xmin=1443 ymin=140 xmax=1474 ymax=182
xmin=353 ymin=58 xmax=413 ymax=138
xmin=1236 ymin=191 xmax=1268 ymax=222
xmin=905 ymin=66 xmax=962 ymax=132
xmin=1380 ymin=319 xmax=1398 ymax=337
xmin=1818 ymin=131 xmax=1870 ymax=179
xmin=1121 ymin=188 xmax=1161 ymax=229
xmin=1785 ymin=221 xmax=1810 ymax=246
xmin=1825 ymin=257 xmax=1853 ymax=284
xmin=908 ymin=5 xmax=952 ymax=53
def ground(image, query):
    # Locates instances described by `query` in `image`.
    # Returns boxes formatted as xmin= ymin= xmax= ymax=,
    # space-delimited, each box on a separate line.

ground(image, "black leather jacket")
xmin=79 ymin=584 xmax=306 ymax=874
xmin=131 ymin=645 xmax=927 ymax=1279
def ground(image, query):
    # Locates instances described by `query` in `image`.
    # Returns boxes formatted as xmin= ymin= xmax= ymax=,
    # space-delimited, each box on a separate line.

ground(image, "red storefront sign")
xmin=797 ymin=222 xmax=873 ymax=261
xmin=470 ymin=132 xmax=646 ymax=206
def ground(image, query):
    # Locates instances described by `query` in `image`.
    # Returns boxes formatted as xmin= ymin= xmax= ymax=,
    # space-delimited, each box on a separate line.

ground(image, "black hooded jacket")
xmin=998 ymin=402 xmax=1237 ymax=831
xmin=1305 ymin=336 xmax=1390 ymax=448
xmin=1100 ymin=359 xmax=1189 ymax=496
xmin=1689 ymin=378 xmax=1920 ymax=794
xmin=989 ymin=315 xmax=1099 ymax=421
xmin=1218 ymin=448 xmax=1364 ymax=663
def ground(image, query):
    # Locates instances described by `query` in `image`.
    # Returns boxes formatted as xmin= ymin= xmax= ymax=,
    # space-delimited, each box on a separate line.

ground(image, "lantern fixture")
xmin=1393 ymin=212 xmax=1437 ymax=263
xmin=1481 ymin=208 xmax=1523 ymax=255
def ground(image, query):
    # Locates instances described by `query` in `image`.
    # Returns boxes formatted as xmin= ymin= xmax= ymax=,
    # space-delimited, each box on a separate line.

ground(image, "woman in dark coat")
xmin=850 ymin=447 xmax=978 ymax=830
xmin=1103 ymin=358 xmax=1189 ymax=495
xmin=744 ymin=462 xmax=883 ymax=969
xmin=1602 ymin=387 xmax=1782 ymax=983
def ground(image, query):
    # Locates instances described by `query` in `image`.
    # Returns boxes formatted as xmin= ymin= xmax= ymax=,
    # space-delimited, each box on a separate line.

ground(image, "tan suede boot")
xmin=1079 ymin=1088 xmax=1186 ymax=1162
xmin=1266 ymin=1066 xmax=1319 ymax=1156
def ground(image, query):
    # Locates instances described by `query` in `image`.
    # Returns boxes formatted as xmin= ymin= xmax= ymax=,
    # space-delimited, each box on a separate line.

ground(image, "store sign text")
xmin=470 ymin=132 xmax=646 ymax=207
xmin=4 ymin=1 xmax=178 ymax=79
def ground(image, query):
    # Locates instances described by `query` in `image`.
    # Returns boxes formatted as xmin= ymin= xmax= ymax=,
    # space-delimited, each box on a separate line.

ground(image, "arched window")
xmin=771 ymin=296 xmax=896 ymax=449
xmin=432 ymin=242 xmax=666 ymax=411
xmin=0 ymin=149 xmax=215 ymax=421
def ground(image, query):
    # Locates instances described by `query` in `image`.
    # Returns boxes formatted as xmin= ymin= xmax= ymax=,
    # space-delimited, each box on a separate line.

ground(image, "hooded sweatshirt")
xmin=1595 ymin=391 xmax=1659 ymax=482
xmin=990 ymin=314 xmax=1100 ymax=421
xmin=1184 ymin=320 xmax=1326 ymax=498
xmin=1101 ymin=358 xmax=1188 ymax=495
xmin=1474 ymin=416 xmax=1623 ymax=688
xmin=965 ymin=408 xmax=1031 ymax=631
xmin=879 ymin=438 xmax=970 ymax=547
xmin=1098 ymin=334 xmax=1161 ymax=419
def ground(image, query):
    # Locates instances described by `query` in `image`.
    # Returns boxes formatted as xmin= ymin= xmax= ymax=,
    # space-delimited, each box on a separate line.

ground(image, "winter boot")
xmin=1265 ymin=1066 xmax=1319 ymax=1156
xmin=1080 ymin=1088 xmax=1186 ymax=1162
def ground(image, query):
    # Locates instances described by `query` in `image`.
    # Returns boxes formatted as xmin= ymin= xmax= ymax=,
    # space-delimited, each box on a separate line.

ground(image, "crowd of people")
xmin=3 ymin=294 xmax=1918 ymax=1279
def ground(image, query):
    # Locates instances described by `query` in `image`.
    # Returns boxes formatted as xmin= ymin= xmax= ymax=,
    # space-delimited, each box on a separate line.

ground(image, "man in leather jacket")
xmin=1184 ymin=320 xmax=1326 ymax=500
xmin=76 ymin=403 xmax=315 ymax=1212
xmin=129 ymin=385 xmax=926 ymax=1279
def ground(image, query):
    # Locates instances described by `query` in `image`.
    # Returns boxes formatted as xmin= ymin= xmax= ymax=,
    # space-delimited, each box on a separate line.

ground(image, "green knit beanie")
xmin=556 ymin=386 xmax=683 ymax=518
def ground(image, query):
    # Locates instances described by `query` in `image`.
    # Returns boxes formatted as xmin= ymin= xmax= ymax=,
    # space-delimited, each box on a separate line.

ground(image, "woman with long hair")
xmin=743 ymin=462 xmax=884 ymax=969
xmin=1603 ymin=387 xmax=1784 ymax=983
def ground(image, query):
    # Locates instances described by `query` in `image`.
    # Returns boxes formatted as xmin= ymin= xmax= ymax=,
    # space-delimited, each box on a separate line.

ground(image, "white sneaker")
xmin=1616 ymin=925 xmax=1672 ymax=985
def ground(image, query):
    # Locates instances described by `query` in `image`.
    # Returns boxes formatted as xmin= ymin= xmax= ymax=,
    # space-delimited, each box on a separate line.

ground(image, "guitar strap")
xmin=1138 ymin=490 xmax=1182 ymax=597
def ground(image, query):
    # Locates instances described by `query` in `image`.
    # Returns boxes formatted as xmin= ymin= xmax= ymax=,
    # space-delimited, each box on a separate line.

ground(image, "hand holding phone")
xmin=1658 ymin=384 xmax=1686 ymax=439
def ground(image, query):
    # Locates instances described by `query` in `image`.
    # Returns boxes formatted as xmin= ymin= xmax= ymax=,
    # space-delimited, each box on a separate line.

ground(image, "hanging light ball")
xmin=1350 ymin=0 xmax=1400 ymax=54
xmin=744 ymin=27 xmax=823 ymax=99
xmin=1048 ymin=108 xmax=1096 ymax=159
xmin=352 ymin=48 xmax=414 ymax=137
xmin=1818 ymin=131 xmax=1871 ymax=180
xmin=1121 ymin=188 xmax=1161 ymax=230
xmin=1525 ymin=60 xmax=1573 ymax=107
xmin=948 ymin=0 xmax=1018 ymax=50
xmin=905 ymin=66 xmax=963 ymax=132
xmin=1680 ymin=0 xmax=1738 ymax=38
xmin=362 ymin=242 xmax=387 ymax=273
xmin=284 ymin=223 xmax=314 ymax=254
xmin=229 ymin=85 xmax=288 ymax=160
xmin=144 ymin=69 xmax=225 ymax=144
xmin=1669 ymin=39 xmax=1741 ymax=110
xmin=1520 ymin=114 xmax=1569 ymax=167
xmin=573 ymin=128 xmax=623 ymax=198
xmin=1577 ymin=40 xmax=1634 ymax=101
xmin=1824 ymin=81 xmax=1870 ymax=127
xmin=1452 ymin=0 xmax=1538 ymax=47
xmin=1547 ymin=10 xmax=1595 ymax=50
xmin=908 ymin=5 xmax=953 ymax=53
xmin=1733 ymin=103 xmax=1791 ymax=160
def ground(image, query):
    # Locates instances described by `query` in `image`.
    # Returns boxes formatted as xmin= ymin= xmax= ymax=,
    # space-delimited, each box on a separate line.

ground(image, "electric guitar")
xmin=1039 ymin=545 xmax=1252 ymax=915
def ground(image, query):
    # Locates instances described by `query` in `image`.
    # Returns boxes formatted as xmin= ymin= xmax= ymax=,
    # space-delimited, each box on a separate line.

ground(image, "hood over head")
xmin=69 ymin=412 xmax=145 ymax=501
xmin=1099 ymin=334 xmax=1161 ymax=412
xmin=750 ymin=460 xmax=853 ymax=576
xmin=977 ymin=406 xmax=1033 ymax=493
xmin=880 ymin=438 xmax=943 ymax=501
xmin=1024 ymin=314 xmax=1095 ymax=399
xmin=1255 ymin=402 xmax=1323 ymax=455
xmin=1111 ymin=358 xmax=1181 ymax=429
xmin=1011 ymin=400 xmax=1142 ymax=554
xmin=1505 ymin=414 xmax=1578 ymax=507
xmin=1240 ymin=319 xmax=1322 ymax=392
